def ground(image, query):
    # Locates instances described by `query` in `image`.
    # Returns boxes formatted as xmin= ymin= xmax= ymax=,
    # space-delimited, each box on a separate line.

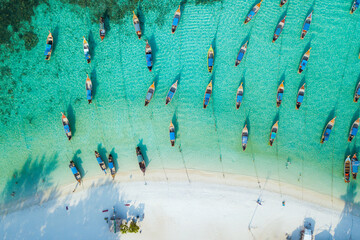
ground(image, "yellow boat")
xmin=269 ymin=121 xmax=279 ymax=146
xmin=203 ymin=80 xmax=212 ymax=109
xmin=320 ymin=117 xmax=336 ymax=144
xmin=207 ymin=45 xmax=214 ymax=73
xmin=145 ymin=82 xmax=155 ymax=106
xmin=276 ymin=81 xmax=284 ymax=107
xmin=44 ymin=31 xmax=53 ymax=60
xmin=83 ymin=36 xmax=91 ymax=63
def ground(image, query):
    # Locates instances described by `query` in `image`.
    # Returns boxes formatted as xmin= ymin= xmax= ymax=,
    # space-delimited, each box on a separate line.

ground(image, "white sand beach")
xmin=0 ymin=169 xmax=359 ymax=239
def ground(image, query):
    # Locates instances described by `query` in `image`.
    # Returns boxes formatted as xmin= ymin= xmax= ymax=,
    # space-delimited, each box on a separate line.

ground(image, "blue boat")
xmin=44 ymin=31 xmax=53 ymax=60
xmin=95 ymin=151 xmax=107 ymax=174
xmin=166 ymin=80 xmax=178 ymax=105
xmin=203 ymin=80 xmax=212 ymax=109
xmin=301 ymin=12 xmax=313 ymax=39
xmin=83 ymin=37 xmax=91 ymax=63
xmin=242 ymin=125 xmax=248 ymax=151
xmin=298 ymin=48 xmax=311 ymax=74
xmin=348 ymin=118 xmax=360 ymax=142
xmin=69 ymin=161 xmax=81 ymax=183
xmin=354 ymin=81 xmax=360 ymax=102
xmin=169 ymin=121 xmax=175 ymax=146
xmin=61 ymin=112 xmax=72 ymax=140
xmin=272 ymin=16 xmax=286 ymax=43
xmin=351 ymin=0 xmax=360 ymax=14
xmin=172 ymin=6 xmax=181 ymax=34
xmin=99 ymin=17 xmax=105 ymax=41
xmin=320 ymin=117 xmax=336 ymax=144
xmin=86 ymin=74 xmax=92 ymax=104
xmin=145 ymin=41 xmax=153 ymax=72
xmin=352 ymin=154 xmax=359 ymax=179
xmin=236 ymin=82 xmax=243 ymax=109
xmin=244 ymin=0 xmax=263 ymax=24
xmin=145 ymin=82 xmax=155 ymax=106
xmin=296 ymin=83 xmax=305 ymax=110
xmin=276 ymin=81 xmax=284 ymax=107
xmin=136 ymin=147 xmax=146 ymax=175
xmin=207 ymin=45 xmax=214 ymax=73
xmin=133 ymin=12 xmax=141 ymax=39
xmin=235 ymin=42 xmax=248 ymax=66
xmin=269 ymin=121 xmax=279 ymax=146
xmin=108 ymin=154 xmax=116 ymax=179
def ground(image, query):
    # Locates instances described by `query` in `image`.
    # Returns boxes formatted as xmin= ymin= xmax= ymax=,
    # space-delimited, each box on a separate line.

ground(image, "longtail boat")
xmin=298 ymin=48 xmax=311 ymax=74
xmin=280 ymin=0 xmax=287 ymax=7
xmin=273 ymin=16 xmax=286 ymax=43
xmin=86 ymin=74 xmax=92 ymax=104
xmin=99 ymin=17 xmax=105 ymax=41
xmin=95 ymin=151 xmax=106 ymax=174
xmin=169 ymin=121 xmax=175 ymax=146
xmin=348 ymin=118 xmax=360 ymax=142
xmin=145 ymin=41 xmax=153 ymax=72
xmin=235 ymin=41 xmax=248 ymax=66
xmin=300 ymin=11 xmax=313 ymax=39
xmin=166 ymin=80 xmax=178 ymax=105
xmin=354 ymin=81 xmax=360 ymax=102
xmin=44 ymin=31 xmax=53 ymax=60
xmin=244 ymin=0 xmax=263 ymax=24
xmin=269 ymin=121 xmax=279 ymax=146
xmin=345 ymin=156 xmax=351 ymax=183
xmin=207 ymin=45 xmax=214 ymax=73
xmin=61 ymin=112 xmax=72 ymax=140
xmin=69 ymin=161 xmax=81 ymax=183
xmin=242 ymin=124 xmax=248 ymax=151
xmin=352 ymin=154 xmax=359 ymax=179
xmin=133 ymin=11 xmax=141 ymax=39
xmin=296 ymin=83 xmax=305 ymax=110
xmin=236 ymin=82 xmax=244 ymax=109
xmin=108 ymin=154 xmax=116 ymax=179
xmin=172 ymin=5 xmax=181 ymax=34
xmin=83 ymin=36 xmax=91 ymax=63
xmin=136 ymin=147 xmax=146 ymax=175
xmin=350 ymin=0 xmax=360 ymax=14
xmin=203 ymin=80 xmax=213 ymax=109
xmin=276 ymin=81 xmax=284 ymax=107
xmin=320 ymin=117 xmax=336 ymax=144
xmin=144 ymin=82 xmax=155 ymax=106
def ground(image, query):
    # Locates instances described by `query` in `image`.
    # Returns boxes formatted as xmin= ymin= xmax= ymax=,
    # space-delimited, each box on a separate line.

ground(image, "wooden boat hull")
xmin=269 ymin=121 xmax=279 ymax=146
xmin=300 ymin=12 xmax=313 ymax=39
xmin=272 ymin=17 xmax=286 ymax=43
xmin=350 ymin=0 xmax=359 ymax=14
xmin=99 ymin=17 xmax=105 ymax=41
xmin=207 ymin=46 xmax=214 ymax=73
xmin=44 ymin=32 xmax=53 ymax=60
xmin=345 ymin=157 xmax=351 ymax=183
xmin=280 ymin=0 xmax=287 ymax=7
xmin=276 ymin=81 xmax=284 ymax=107
xmin=354 ymin=81 xmax=360 ymax=102
xmin=172 ymin=6 xmax=181 ymax=34
xmin=83 ymin=37 xmax=91 ymax=63
xmin=86 ymin=75 xmax=92 ymax=104
xmin=348 ymin=118 xmax=359 ymax=142
xmin=144 ymin=82 xmax=155 ymax=106
xmin=69 ymin=161 xmax=81 ymax=183
xmin=242 ymin=125 xmax=248 ymax=151
xmin=165 ymin=81 xmax=178 ymax=105
xmin=236 ymin=83 xmax=243 ymax=109
xmin=296 ymin=84 xmax=305 ymax=110
xmin=298 ymin=48 xmax=311 ymax=74
xmin=108 ymin=154 xmax=116 ymax=179
xmin=170 ymin=122 xmax=175 ymax=147
xmin=203 ymin=81 xmax=212 ymax=109
xmin=136 ymin=147 xmax=146 ymax=175
xmin=95 ymin=151 xmax=107 ymax=174
xmin=61 ymin=113 xmax=72 ymax=140
xmin=320 ymin=117 xmax=336 ymax=144
xmin=352 ymin=154 xmax=359 ymax=180
xmin=133 ymin=12 xmax=142 ymax=39
xmin=235 ymin=42 xmax=248 ymax=66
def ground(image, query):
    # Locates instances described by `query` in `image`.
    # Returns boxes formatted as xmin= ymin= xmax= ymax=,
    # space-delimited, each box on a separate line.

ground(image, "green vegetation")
xmin=119 ymin=219 xmax=140 ymax=234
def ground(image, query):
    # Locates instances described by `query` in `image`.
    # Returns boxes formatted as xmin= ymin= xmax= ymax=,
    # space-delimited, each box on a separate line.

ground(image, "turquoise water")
xmin=0 ymin=0 xmax=360 ymax=205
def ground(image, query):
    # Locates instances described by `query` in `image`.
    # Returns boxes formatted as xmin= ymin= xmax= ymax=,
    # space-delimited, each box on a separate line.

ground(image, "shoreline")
xmin=1 ymin=168 xmax=348 ymax=216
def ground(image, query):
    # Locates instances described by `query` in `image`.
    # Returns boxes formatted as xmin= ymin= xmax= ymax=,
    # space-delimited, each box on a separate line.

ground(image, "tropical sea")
xmin=0 ymin=0 xmax=359 ymax=206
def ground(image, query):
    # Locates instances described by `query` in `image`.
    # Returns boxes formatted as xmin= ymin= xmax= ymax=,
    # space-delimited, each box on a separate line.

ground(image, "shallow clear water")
xmin=0 ymin=0 xmax=360 ymax=205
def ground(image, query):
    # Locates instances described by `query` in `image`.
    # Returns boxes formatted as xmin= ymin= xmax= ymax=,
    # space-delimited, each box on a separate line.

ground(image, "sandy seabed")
xmin=0 ymin=169 xmax=359 ymax=240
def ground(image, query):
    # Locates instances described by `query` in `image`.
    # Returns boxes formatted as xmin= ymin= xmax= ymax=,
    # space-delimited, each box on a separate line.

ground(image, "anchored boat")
xmin=136 ymin=147 xmax=146 ymax=175
xmin=203 ymin=80 xmax=213 ymax=109
xmin=169 ymin=121 xmax=175 ymax=146
xmin=166 ymin=80 xmax=178 ymax=105
xmin=69 ymin=161 xmax=81 ymax=183
xmin=133 ymin=11 xmax=141 ymax=39
xmin=354 ymin=81 xmax=360 ymax=102
xmin=236 ymin=82 xmax=244 ymax=109
xmin=350 ymin=0 xmax=360 ymax=14
xmin=108 ymin=154 xmax=116 ymax=179
xmin=348 ymin=118 xmax=360 ymax=142
xmin=296 ymin=83 xmax=306 ymax=110
xmin=207 ymin=45 xmax=214 ymax=73
xmin=273 ymin=16 xmax=286 ymax=43
xmin=144 ymin=82 xmax=155 ymax=106
xmin=242 ymin=124 xmax=248 ymax=151
xmin=44 ymin=31 xmax=53 ymax=60
xmin=99 ymin=17 xmax=105 ymax=41
xmin=298 ymin=48 xmax=311 ymax=74
xmin=145 ymin=41 xmax=153 ymax=72
xmin=280 ymin=0 xmax=287 ymax=7
xmin=301 ymin=11 xmax=313 ymax=39
xmin=95 ymin=151 xmax=107 ymax=174
xmin=320 ymin=117 xmax=336 ymax=144
xmin=83 ymin=36 xmax=91 ymax=63
xmin=61 ymin=112 xmax=72 ymax=140
xmin=352 ymin=154 xmax=359 ymax=179
xmin=172 ymin=5 xmax=181 ymax=34
xmin=276 ymin=81 xmax=284 ymax=107
xmin=86 ymin=74 xmax=92 ymax=104
xmin=244 ymin=0 xmax=263 ymax=24
xmin=235 ymin=41 xmax=248 ymax=66
xmin=345 ymin=156 xmax=351 ymax=183
xmin=269 ymin=121 xmax=279 ymax=146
